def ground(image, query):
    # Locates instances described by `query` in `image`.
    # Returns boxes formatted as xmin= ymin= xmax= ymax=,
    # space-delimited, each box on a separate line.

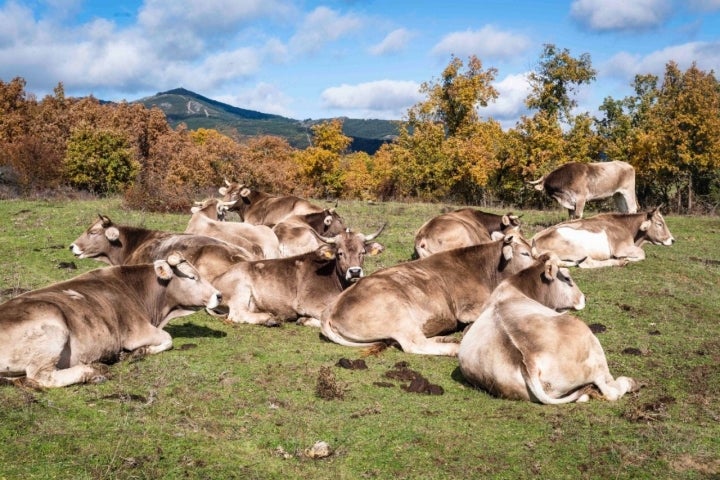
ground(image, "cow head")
xmin=191 ymin=198 xmax=236 ymax=221
xmin=501 ymin=212 xmax=522 ymax=229
xmin=318 ymin=224 xmax=385 ymax=283
xmin=306 ymin=208 xmax=347 ymax=236
xmin=639 ymin=206 xmax=675 ymax=246
xmin=219 ymin=180 xmax=253 ymax=206
xmin=514 ymin=253 xmax=586 ymax=311
xmin=69 ymin=214 xmax=121 ymax=264
xmin=154 ymin=252 xmax=222 ymax=316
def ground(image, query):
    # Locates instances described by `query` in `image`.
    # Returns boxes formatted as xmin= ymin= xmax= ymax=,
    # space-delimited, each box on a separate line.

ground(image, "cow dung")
xmin=336 ymin=358 xmax=367 ymax=370
xmin=383 ymin=361 xmax=444 ymax=395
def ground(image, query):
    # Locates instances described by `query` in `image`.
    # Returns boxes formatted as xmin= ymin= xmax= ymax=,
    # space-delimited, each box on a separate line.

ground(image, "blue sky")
xmin=1 ymin=0 xmax=719 ymax=128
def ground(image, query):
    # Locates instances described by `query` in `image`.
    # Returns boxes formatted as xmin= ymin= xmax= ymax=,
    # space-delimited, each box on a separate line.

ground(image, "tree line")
xmin=1 ymin=44 xmax=719 ymax=213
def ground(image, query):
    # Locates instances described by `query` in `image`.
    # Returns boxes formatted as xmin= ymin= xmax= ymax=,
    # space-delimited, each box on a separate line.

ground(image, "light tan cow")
xmin=414 ymin=208 xmax=521 ymax=258
xmin=458 ymin=254 xmax=639 ymax=404
xmin=186 ymin=198 xmax=281 ymax=259
xmin=0 ymin=253 xmax=221 ymax=388
xmin=211 ymin=226 xmax=384 ymax=326
xmin=320 ymin=231 xmax=537 ymax=356
xmin=529 ymin=161 xmax=638 ymax=218
xmin=70 ymin=215 xmax=259 ymax=283
xmin=532 ymin=207 xmax=675 ymax=268
xmin=219 ymin=180 xmax=325 ymax=226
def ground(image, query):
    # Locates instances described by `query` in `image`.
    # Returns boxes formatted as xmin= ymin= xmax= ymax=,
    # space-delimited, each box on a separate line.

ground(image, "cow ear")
xmin=240 ymin=187 xmax=251 ymax=198
xmin=324 ymin=215 xmax=333 ymax=226
xmin=191 ymin=206 xmax=202 ymax=214
xmin=105 ymin=226 xmax=120 ymax=242
xmin=543 ymin=260 xmax=558 ymax=282
xmin=490 ymin=231 xmax=504 ymax=241
xmin=218 ymin=186 xmax=228 ymax=195
xmin=501 ymin=215 xmax=510 ymax=226
xmin=366 ymin=242 xmax=385 ymax=256
xmin=531 ymin=239 xmax=540 ymax=258
xmin=640 ymin=220 xmax=651 ymax=231
xmin=318 ymin=245 xmax=336 ymax=260
xmin=154 ymin=260 xmax=174 ymax=280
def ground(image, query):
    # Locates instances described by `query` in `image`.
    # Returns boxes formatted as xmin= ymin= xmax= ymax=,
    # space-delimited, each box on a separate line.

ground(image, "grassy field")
xmin=0 ymin=197 xmax=718 ymax=479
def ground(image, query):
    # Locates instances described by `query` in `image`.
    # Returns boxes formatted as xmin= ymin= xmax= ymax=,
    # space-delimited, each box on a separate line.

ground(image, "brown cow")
xmin=532 ymin=207 xmax=675 ymax=268
xmin=272 ymin=208 xmax=347 ymax=257
xmin=70 ymin=215 xmax=259 ymax=282
xmin=320 ymin=231 xmax=536 ymax=356
xmin=458 ymin=254 xmax=639 ymax=403
xmin=211 ymin=226 xmax=384 ymax=326
xmin=414 ymin=208 xmax=521 ymax=258
xmin=218 ymin=180 xmax=325 ymax=225
xmin=529 ymin=161 xmax=638 ymax=218
xmin=185 ymin=198 xmax=281 ymax=259
xmin=0 ymin=252 xmax=221 ymax=388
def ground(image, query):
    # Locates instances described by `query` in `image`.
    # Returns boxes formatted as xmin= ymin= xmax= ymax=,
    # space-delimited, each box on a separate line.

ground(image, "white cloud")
xmin=430 ymin=26 xmax=531 ymax=60
xmin=686 ymin=0 xmax=720 ymax=11
xmin=483 ymin=73 xmax=531 ymax=124
xmin=369 ymin=28 xmax=414 ymax=55
xmin=215 ymin=82 xmax=294 ymax=117
xmin=289 ymin=7 xmax=363 ymax=54
xmin=570 ymin=0 xmax=671 ymax=31
xmin=603 ymin=41 xmax=720 ymax=80
xmin=321 ymin=80 xmax=422 ymax=118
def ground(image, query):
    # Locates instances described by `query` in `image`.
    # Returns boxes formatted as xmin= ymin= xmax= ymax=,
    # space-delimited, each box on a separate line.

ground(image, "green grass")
xmin=1 ymin=198 xmax=718 ymax=479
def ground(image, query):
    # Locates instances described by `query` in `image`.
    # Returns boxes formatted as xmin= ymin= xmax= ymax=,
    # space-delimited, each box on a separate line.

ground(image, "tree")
xmin=64 ymin=127 xmax=139 ymax=194
xmin=295 ymin=119 xmax=350 ymax=197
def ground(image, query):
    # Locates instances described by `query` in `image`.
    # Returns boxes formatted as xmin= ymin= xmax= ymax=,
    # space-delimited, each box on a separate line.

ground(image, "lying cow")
xmin=211 ymin=226 xmax=384 ymax=326
xmin=219 ymin=180 xmax=325 ymax=225
xmin=458 ymin=254 xmax=639 ymax=404
xmin=70 ymin=215 xmax=259 ymax=281
xmin=186 ymin=198 xmax=281 ymax=259
xmin=532 ymin=207 xmax=675 ymax=268
xmin=320 ymin=231 xmax=536 ymax=356
xmin=529 ymin=161 xmax=638 ymax=218
xmin=272 ymin=208 xmax=347 ymax=257
xmin=414 ymin=208 xmax=521 ymax=258
xmin=0 ymin=252 xmax=221 ymax=388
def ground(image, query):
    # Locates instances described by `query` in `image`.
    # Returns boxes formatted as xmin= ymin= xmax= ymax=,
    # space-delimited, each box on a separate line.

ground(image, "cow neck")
xmin=117 ymin=265 xmax=168 ymax=326
xmin=113 ymin=226 xmax=170 ymax=265
xmin=455 ymin=241 xmax=507 ymax=286
xmin=315 ymin=258 xmax=345 ymax=290
xmin=624 ymin=213 xmax=649 ymax=245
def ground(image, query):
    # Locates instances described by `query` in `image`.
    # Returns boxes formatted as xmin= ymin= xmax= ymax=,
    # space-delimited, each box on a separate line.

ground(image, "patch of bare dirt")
xmin=622 ymin=395 xmax=675 ymax=422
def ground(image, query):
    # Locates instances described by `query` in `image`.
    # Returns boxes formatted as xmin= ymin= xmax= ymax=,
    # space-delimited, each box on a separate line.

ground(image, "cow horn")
xmin=362 ymin=223 xmax=386 ymax=242
xmin=310 ymin=228 xmax=337 ymax=245
xmin=98 ymin=214 xmax=112 ymax=228
xmin=224 ymin=178 xmax=232 ymax=187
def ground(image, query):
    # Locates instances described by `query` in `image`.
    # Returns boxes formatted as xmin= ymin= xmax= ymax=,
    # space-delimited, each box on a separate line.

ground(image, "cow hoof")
xmin=265 ymin=319 xmax=281 ymax=328
xmin=89 ymin=375 xmax=108 ymax=384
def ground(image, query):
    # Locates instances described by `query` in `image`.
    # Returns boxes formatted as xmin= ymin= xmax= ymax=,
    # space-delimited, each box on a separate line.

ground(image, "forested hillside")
xmin=1 ymin=44 xmax=718 ymax=214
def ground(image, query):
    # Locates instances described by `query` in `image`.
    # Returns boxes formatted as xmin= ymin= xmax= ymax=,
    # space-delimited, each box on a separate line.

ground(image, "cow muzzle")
xmin=207 ymin=291 xmax=222 ymax=310
xmin=69 ymin=243 xmax=83 ymax=257
xmin=345 ymin=267 xmax=364 ymax=282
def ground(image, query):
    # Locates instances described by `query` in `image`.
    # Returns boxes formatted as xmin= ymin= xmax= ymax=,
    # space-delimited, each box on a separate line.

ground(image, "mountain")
xmin=134 ymin=88 xmax=399 ymax=153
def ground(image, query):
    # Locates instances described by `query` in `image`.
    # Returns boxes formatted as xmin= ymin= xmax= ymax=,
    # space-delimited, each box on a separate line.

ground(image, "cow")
xmin=532 ymin=207 xmax=675 ymax=268
xmin=0 ymin=252 xmax=222 ymax=388
xmin=414 ymin=208 xmax=521 ymax=258
xmin=218 ymin=180 xmax=325 ymax=225
xmin=528 ymin=161 xmax=638 ymax=219
xmin=272 ymin=208 xmax=347 ymax=257
xmin=70 ymin=215 xmax=259 ymax=282
xmin=210 ymin=226 xmax=385 ymax=327
xmin=320 ymin=231 xmax=537 ymax=356
xmin=185 ymin=198 xmax=281 ymax=259
xmin=458 ymin=254 xmax=639 ymax=404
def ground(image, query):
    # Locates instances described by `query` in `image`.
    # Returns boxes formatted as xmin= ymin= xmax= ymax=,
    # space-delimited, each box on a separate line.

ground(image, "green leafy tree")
xmin=64 ymin=127 xmax=139 ymax=194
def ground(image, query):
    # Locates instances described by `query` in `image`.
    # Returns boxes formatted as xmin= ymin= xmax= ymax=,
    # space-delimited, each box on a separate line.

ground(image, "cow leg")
xmin=227 ymin=309 xmax=276 ymax=325
xmin=577 ymin=257 xmax=631 ymax=268
xmin=29 ymin=363 xmax=106 ymax=388
xmin=573 ymin=197 xmax=586 ymax=218
xmin=594 ymin=374 xmax=639 ymax=401
xmin=123 ymin=327 xmax=173 ymax=356
xmin=297 ymin=316 xmax=321 ymax=328
xmin=612 ymin=246 xmax=646 ymax=262
xmin=394 ymin=332 xmax=460 ymax=356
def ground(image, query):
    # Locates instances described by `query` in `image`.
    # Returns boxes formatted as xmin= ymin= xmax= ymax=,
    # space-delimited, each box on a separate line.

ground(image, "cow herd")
xmin=0 ymin=164 xmax=676 ymax=404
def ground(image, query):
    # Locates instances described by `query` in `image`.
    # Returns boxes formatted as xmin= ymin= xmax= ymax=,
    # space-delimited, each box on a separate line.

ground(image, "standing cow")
xmin=532 ymin=207 xmax=675 ymax=268
xmin=529 ymin=161 xmax=638 ymax=218
xmin=211 ymin=226 xmax=384 ymax=326
xmin=414 ymin=208 xmax=521 ymax=258
xmin=320 ymin=231 xmax=537 ymax=356
xmin=0 ymin=253 xmax=221 ymax=388
xmin=458 ymin=254 xmax=639 ymax=404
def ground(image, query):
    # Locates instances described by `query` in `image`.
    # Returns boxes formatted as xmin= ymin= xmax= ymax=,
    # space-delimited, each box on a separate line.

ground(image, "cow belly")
xmin=554 ymin=228 xmax=611 ymax=259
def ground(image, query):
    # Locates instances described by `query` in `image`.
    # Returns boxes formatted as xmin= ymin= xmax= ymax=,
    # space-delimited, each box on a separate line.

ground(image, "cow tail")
xmin=320 ymin=315 xmax=384 ymax=349
xmin=521 ymin=361 xmax=587 ymax=404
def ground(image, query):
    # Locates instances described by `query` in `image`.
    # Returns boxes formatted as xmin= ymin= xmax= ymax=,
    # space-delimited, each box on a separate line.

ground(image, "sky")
xmin=1 ymin=0 xmax=720 ymax=128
